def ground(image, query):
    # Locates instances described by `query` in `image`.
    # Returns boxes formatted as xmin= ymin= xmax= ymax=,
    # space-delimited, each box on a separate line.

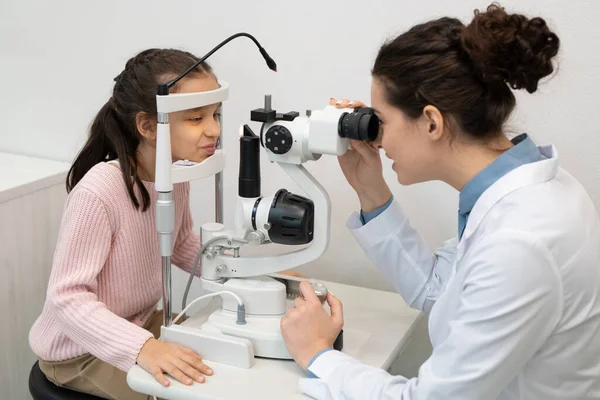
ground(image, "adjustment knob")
xmin=312 ymin=282 xmax=328 ymax=304
xmin=246 ymin=231 xmax=265 ymax=246
xmin=265 ymin=126 xmax=293 ymax=155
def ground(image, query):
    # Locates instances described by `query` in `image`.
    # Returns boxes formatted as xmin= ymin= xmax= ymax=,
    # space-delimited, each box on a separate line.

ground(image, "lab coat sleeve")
xmin=302 ymin=230 xmax=563 ymax=400
xmin=347 ymin=200 xmax=457 ymax=312
xmin=171 ymin=183 xmax=201 ymax=275
xmin=48 ymin=188 xmax=153 ymax=372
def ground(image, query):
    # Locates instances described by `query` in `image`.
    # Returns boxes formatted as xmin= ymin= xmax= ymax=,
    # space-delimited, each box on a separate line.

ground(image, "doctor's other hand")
xmin=137 ymin=338 xmax=213 ymax=387
xmin=280 ymin=281 xmax=344 ymax=370
xmin=330 ymin=97 xmax=392 ymax=213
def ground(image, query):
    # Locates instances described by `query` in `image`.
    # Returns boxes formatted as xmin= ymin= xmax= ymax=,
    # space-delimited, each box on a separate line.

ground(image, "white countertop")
xmin=0 ymin=152 xmax=70 ymax=203
xmin=127 ymin=280 xmax=423 ymax=400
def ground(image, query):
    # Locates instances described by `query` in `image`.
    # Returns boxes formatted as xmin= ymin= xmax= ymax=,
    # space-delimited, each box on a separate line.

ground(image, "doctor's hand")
xmin=280 ymin=281 xmax=344 ymax=370
xmin=330 ymin=98 xmax=392 ymax=213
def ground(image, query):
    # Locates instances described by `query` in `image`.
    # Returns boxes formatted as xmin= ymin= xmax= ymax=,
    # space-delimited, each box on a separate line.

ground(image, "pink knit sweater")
xmin=29 ymin=162 xmax=200 ymax=372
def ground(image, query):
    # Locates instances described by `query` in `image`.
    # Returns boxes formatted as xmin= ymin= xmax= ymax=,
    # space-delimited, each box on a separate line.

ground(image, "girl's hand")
xmin=137 ymin=338 xmax=213 ymax=387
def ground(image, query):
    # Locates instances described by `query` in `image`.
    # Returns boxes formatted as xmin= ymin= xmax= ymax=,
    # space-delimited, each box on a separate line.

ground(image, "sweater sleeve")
xmin=171 ymin=184 xmax=201 ymax=275
xmin=47 ymin=188 xmax=153 ymax=372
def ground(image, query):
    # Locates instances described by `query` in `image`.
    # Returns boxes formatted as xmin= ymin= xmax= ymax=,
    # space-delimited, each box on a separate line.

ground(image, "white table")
xmin=0 ymin=152 xmax=70 ymax=203
xmin=127 ymin=280 xmax=423 ymax=400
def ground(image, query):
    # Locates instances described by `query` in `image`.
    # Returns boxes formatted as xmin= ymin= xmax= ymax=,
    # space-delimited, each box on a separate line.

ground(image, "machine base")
xmin=161 ymin=276 xmax=344 ymax=369
xmin=202 ymin=309 xmax=292 ymax=360
xmin=161 ymin=324 xmax=255 ymax=369
xmin=161 ymin=308 xmax=291 ymax=369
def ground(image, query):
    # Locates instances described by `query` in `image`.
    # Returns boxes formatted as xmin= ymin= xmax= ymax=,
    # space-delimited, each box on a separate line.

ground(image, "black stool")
xmin=29 ymin=361 xmax=104 ymax=400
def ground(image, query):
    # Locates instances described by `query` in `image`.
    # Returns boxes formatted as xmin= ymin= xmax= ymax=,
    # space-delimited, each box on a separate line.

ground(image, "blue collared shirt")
xmin=458 ymin=134 xmax=543 ymax=239
xmin=360 ymin=195 xmax=394 ymax=225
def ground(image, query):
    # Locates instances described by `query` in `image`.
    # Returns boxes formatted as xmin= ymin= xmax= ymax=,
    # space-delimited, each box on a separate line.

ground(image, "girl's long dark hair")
xmin=66 ymin=48 xmax=213 ymax=211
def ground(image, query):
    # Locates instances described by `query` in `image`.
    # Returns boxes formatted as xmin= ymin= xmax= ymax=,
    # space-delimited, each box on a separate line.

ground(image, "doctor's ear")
xmin=422 ymin=105 xmax=444 ymax=141
xmin=136 ymin=112 xmax=157 ymax=143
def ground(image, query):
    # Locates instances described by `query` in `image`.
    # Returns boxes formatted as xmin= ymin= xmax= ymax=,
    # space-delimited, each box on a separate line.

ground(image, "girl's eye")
xmin=214 ymin=112 xmax=222 ymax=119
xmin=189 ymin=117 xmax=202 ymax=122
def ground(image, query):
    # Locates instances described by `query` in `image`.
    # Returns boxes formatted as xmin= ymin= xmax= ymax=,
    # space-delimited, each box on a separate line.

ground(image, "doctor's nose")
xmin=372 ymin=131 xmax=383 ymax=148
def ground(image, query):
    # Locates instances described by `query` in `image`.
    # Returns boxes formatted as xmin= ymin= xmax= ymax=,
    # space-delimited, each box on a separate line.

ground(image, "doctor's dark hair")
xmin=66 ymin=48 xmax=214 ymax=211
xmin=372 ymin=3 xmax=559 ymax=140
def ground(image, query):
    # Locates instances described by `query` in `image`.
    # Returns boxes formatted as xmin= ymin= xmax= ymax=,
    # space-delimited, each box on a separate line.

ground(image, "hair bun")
xmin=461 ymin=3 xmax=559 ymax=93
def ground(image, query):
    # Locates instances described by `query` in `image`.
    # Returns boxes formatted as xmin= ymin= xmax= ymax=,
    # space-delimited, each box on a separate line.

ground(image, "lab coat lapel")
xmin=455 ymin=144 xmax=559 ymax=260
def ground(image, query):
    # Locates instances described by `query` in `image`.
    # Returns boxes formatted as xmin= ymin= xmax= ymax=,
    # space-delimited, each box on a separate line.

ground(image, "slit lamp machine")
xmin=153 ymin=33 xmax=380 ymax=369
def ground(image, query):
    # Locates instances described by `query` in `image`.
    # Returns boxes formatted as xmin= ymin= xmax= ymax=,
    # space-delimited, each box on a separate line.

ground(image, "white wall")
xmin=1 ymin=0 xmax=599 ymax=294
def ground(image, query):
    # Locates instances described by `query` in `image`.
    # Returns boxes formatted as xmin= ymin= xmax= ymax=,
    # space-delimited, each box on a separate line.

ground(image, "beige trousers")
xmin=39 ymin=310 xmax=165 ymax=400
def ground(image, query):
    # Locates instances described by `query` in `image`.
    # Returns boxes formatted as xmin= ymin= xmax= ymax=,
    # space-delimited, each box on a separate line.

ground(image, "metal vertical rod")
xmin=162 ymin=256 xmax=172 ymax=327
xmin=156 ymin=112 xmax=175 ymax=329
xmin=215 ymin=171 xmax=224 ymax=224
xmin=215 ymin=107 xmax=224 ymax=224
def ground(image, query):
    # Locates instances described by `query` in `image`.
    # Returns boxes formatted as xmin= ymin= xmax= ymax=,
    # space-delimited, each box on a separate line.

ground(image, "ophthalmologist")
xmin=280 ymin=4 xmax=600 ymax=400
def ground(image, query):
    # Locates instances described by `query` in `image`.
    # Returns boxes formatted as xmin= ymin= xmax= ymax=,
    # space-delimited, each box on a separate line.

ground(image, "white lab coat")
xmin=300 ymin=145 xmax=600 ymax=400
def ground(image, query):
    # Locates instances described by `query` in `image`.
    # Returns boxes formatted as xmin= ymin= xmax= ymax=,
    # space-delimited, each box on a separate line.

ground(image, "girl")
xmin=30 ymin=48 xmax=222 ymax=399
xmin=281 ymin=4 xmax=600 ymax=400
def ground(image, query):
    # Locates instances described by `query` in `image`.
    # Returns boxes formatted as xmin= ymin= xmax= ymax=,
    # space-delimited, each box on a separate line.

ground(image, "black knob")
xmin=265 ymin=126 xmax=293 ymax=155
xmin=267 ymin=189 xmax=314 ymax=245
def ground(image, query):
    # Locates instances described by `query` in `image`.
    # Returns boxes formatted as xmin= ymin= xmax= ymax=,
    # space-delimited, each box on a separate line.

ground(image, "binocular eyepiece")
xmin=338 ymin=107 xmax=380 ymax=142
